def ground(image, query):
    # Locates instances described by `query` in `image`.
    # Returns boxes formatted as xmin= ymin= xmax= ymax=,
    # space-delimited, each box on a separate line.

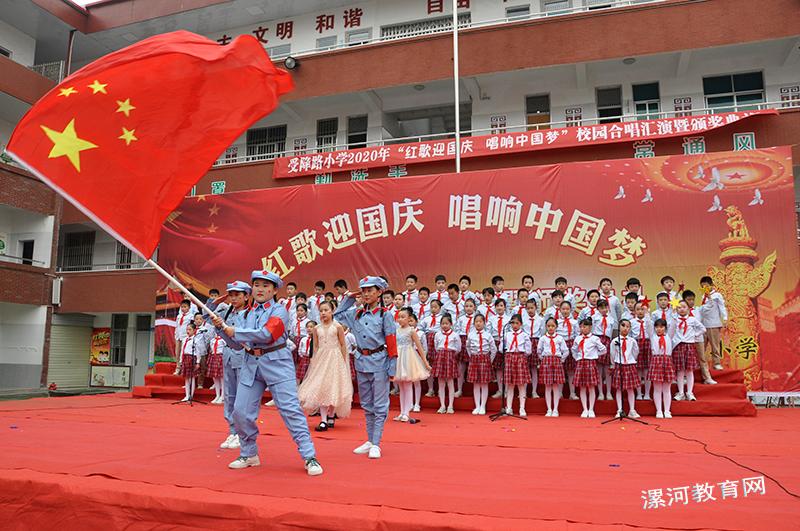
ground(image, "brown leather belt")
xmin=360 ymin=346 xmax=386 ymax=356
xmin=246 ymin=343 xmax=286 ymax=357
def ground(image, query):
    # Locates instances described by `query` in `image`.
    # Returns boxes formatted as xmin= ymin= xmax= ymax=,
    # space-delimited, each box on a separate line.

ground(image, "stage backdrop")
xmin=159 ymin=147 xmax=799 ymax=392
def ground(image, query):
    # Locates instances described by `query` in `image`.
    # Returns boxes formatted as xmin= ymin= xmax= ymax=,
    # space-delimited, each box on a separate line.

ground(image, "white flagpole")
xmin=146 ymin=259 xmax=214 ymax=316
xmin=452 ymin=0 xmax=461 ymax=173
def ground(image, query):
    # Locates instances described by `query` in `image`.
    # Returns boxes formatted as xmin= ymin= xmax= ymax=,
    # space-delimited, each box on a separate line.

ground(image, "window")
xmin=136 ymin=315 xmax=151 ymax=332
xmin=347 ymin=115 xmax=368 ymax=148
xmin=60 ymin=231 xmax=95 ymax=271
xmin=703 ymin=72 xmax=764 ymax=112
xmin=20 ymin=240 xmax=34 ymax=265
xmin=346 ymin=28 xmax=372 ymax=46
xmin=115 ymin=241 xmax=144 ymax=269
xmin=525 ymin=94 xmax=551 ymax=130
xmin=246 ymin=125 xmax=287 ymax=160
xmin=633 ymin=82 xmax=660 ymax=120
xmin=505 ymin=5 xmax=530 ymax=20
xmin=586 ymin=0 xmax=613 ymax=9
xmin=596 ymin=86 xmax=622 ymax=123
xmin=544 ymin=0 xmax=570 ymax=15
xmin=0 ymin=46 xmax=10 ymax=58
xmin=267 ymin=44 xmax=291 ymax=59
xmin=316 ymin=36 xmax=337 ymax=51
xmin=316 ymin=118 xmax=338 ymax=152
xmin=111 ymin=313 xmax=128 ymax=365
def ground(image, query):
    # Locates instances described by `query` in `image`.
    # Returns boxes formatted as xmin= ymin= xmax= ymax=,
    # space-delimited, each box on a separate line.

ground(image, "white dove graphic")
xmin=702 ymin=167 xmax=725 ymax=192
xmin=748 ymin=188 xmax=764 ymax=206
xmin=614 ymin=186 xmax=626 ymax=200
xmin=641 ymin=188 xmax=654 ymax=203
xmin=707 ymin=194 xmax=722 ymax=212
xmin=694 ymin=165 xmax=706 ymax=180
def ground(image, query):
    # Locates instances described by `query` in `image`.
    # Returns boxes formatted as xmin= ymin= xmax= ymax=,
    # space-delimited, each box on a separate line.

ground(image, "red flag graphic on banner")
xmin=6 ymin=30 xmax=293 ymax=258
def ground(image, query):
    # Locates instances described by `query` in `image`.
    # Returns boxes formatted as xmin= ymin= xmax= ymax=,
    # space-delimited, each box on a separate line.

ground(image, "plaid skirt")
xmin=459 ymin=335 xmax=469 ymax=362
xmin=612 ymin=363 xmax=641 ymax=390
xmin=573 ymin=359 xmax=599 ymax=388
xmin=539 ymin=355 xmax=566 ymax=385
xmin=296 ymin=356 xmax=310 ymax=381
xmin=637 ymin=338 xmax=651 ymax=370
xmin=672 ymin=342 xmax=700 ymax=372
xmin=648 ymin=354 xmax=676 ymax=383
xmin=529 ymin=338 xmax=540 ymax=370
xmin=180 ymin=354 xmax=199 ymax=377
xmin=206 ymin=352 xmax=223 ymax=378
xmin=426 ymin=333 xmax=437 ymax=364
xmin=492 ymin=341 xmax=504 ymax=371
xmin=563 ymin=340 xmax=576 ymax=371
xmin=432 ymin=349 xmax=459 ymax=380
xmin=467 ymin=353 xmax=493 ymax=383
xmin=504 ymin=352 xmax=531 ymax=385
xmin=596 ymin=335 xmax=611 ymax=365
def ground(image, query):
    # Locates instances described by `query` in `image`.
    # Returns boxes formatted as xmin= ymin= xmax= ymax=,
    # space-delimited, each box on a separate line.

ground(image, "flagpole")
xmin=147 ymin=258 xmax=214 ymax=316
xmin=452 ymin=0 xmax=461 ymax=173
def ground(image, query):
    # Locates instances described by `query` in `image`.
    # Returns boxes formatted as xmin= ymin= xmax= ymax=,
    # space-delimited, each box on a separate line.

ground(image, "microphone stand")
xmin=490 ymin=319 xmax=526 ymax=421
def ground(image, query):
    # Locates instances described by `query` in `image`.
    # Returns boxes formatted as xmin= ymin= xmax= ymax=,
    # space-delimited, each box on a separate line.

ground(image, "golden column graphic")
xmin=708 ymin=206 xmax=776 ymax=388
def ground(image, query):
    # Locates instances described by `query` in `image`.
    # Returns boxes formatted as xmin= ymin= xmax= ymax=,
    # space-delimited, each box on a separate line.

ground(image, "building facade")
xmin=0 ymin=0 xmax=798 ymax=391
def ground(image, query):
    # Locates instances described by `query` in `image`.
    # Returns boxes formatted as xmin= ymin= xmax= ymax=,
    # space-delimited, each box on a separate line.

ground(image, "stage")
xmin=1 ymin=395 xmax=798 ymax=529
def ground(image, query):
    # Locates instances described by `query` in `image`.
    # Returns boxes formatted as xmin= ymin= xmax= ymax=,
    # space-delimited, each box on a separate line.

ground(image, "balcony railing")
xmin=0 ymin=254 xmax=46 ymax=266
xmin=28 ymin=61 xmax=65 ymax=83
xmin=212 ymin=99 xmax=800 ymax=167
xmin=57 ymin=261 xmax=153 ymax=273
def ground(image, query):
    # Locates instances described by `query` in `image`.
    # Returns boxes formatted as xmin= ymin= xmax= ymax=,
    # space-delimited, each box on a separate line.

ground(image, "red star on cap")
xmin=262 ymin=270 xmax=268 ymax=275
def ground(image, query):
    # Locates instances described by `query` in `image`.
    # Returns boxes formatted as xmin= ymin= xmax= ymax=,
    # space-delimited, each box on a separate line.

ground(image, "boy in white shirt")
xmin=700 ymin=276 xmax=728 ymax=371
xmin=578 ymin=289 xmax=600 ymax=321
xmin=599 ymin=277 xmax=623 ymax=323
xmin=521 ymin=274 xmax=542 ymax=310
xmin=555 ymin=276 xmax=576 ymax=307
xmin=432 ymin=275 xmax=448 ymax=303
xmin=543 ymin=290 xmax=565 ymax=321
xmin=412 ymin=287 xmax=431 ymax=320
xmin=458 ymin=275 xmax=478 ymax=303
xmin=442 ymin=283 xmax=465 ymax=322
xmin=403 ymin=274 xmax=420 ymax=307
xmin=173 ymin=299 xmax=192 ymax=375
xmin=477 ymin=287 xmax=497 ymax=319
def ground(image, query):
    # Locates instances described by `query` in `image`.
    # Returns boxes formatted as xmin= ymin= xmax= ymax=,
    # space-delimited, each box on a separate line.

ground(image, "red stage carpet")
xmin=0 ymin=395 xmax=797 ymax=530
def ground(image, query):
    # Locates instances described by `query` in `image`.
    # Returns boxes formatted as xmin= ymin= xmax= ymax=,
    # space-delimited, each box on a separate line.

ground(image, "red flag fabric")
xmin=6 ymin=30 xmax=293 ymax=258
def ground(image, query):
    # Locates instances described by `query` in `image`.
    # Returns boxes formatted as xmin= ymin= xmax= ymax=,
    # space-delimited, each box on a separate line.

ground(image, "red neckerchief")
xmin=658 ymin=334 xmax=666 ymax=354
xmin=465 ymin=315 xmax=473 ymax=335
xmin=296 ymin=320 xmax=301 ymax=337
xmin=418 ymin=302 xmax=426 ymax=318
xmin=679 ymin=317 xmax=688 ymax=334
xmin=548 ymin=334 xmax=557 ymax=355
xmin=284 ymin=296 xmax=293 ymax=311
xmin=637 ymin=319 xmax=645 ymax=338
xmin=430 ymin=313 xmax=437 ymax=327
xmin=590 ymin=306 xmax=596 ymax=316
xmin=509 ymin=331 xmax=520 ymax=351
xmin=579 ymin=335 xmax=588 ymax=360
xmin=621 ymin=337 xmax=628 ymax=363
xmin=601 ymin=315 xmax=608 ymax=335
xmin=702 ymin=293 xmax=709 ymax=305
xmin=661 ymin=309 xmax=667 ymax=320
xmin=477 ymin=331 xmax=484 ymax=353
xmin=178 ymin=313 xmax=186 ymax=326
xmin=213 ymin=336 xmax=221 ymax=353
xmin=443 ymin=330 xmax=451 ymax=350
xmin=563 ymin=316 xmax=572 ymax=337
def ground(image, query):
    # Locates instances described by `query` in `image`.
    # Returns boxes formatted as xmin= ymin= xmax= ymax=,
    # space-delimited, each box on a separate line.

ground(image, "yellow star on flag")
xmin=116 ymin=98 xmax=136 ymax=117
xmin=207 ymin=223 xmax=218 ymax=234
xmin=40 ymin=118 xmax=98 ymax=172
xmin=119 ymin=127 xmax=138 ymax=146
xmin=670 ymin=298 xmax=681 ymax=309
xmin=209 ymin=204 xmax=220 ymax=216
xmin=87 ymin=80 xmax=108 ymax=94
xmin=58 ymin=87 xmax=78 ymax=98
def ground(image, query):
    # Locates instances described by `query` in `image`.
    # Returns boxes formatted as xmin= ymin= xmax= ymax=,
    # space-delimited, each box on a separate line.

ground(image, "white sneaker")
xmin=472 ymin=408 xmax=480 ymax=415
xmin=220 ymin=434 xmax=235 ymax=449
xmin=629 ymin=410 xmax=641 ymax=419
xmin=399 ymin=415 xmax=409 ymax=422
xmin=305 ymin=458 xmax=323 ymax=476
xmin=412 ymin=405 xmax=421 ymax=412
xmin=491 ymin=391 xmax=502 ymax=399
xmin=265 ymin=399 xmax=275 ymax=407
xmin=551 ymin=410 xmax=559 ymax=417
xmin=636 ymin=392 xmax=643 ymax=400
xmin=531 ymin=393 xmax=540 ymax=399
xmin=569 ymin=393 xmax=578 ymax=400
xmin=519 ymin=409 xmax=527 ymax=418
xmin=180 ymin=397 xmax=189 ymax=402
xmin=425 ymin=390 xmax=435 ymax=397
xmin=713 ymin=364 xmax=723 ymax=370
xmin=664 ymin=411 xmax=673 ymax=419
xmin=454 ymin=390 xmax=462 ymax=398
xmin=228 ymin=435 xmax=240 ymax=449
xmin=674 ymin=392 xmax=685 ymax=401
xmin=479 ymin=407 xmax=486 ymax=415
xmin=353 ymin=441 xmax=373 ymax=454
xmin=588 ymin=410 xmax=596 ymax=418
xmin=437 ymin=406 xmax=446 ymax=414
xmin=597 ymin=393 xmax=605 ymax=401
xmin=686 ymin=392 xmax=697 ymax=401
xmin=656 ymin=411 xmax=664 ymax=419
xmin=643 ymin=394 xmax=651 ymax=400
xmin=545 ymin=410 xmax=552 ymax=417
xmin=615 ymin=410 xmax=622 ymax=418
xmin=580 ymin=410 xmax=589 ymax=418
xmin=393 ymin=415 xmax=403 ymax=422
xmin=446 ymin=407 xmax=455 ymax=414
xmin=228 ymin=455 xmax=260 ymax=469
xmin=368 ymin=446 xmax=382 ymax=459
xmin=389 ymin=388 xmax=399 ymax=395
xmin=704 ymin=378 xmax=717 ymax=385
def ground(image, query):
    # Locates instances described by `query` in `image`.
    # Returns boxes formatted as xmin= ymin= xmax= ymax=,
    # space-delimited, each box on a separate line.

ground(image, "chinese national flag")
xmin=6 ymin=31 xmax=293 ymax=258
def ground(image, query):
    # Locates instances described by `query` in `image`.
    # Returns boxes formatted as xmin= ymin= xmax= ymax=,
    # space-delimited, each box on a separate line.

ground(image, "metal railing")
xmin=57 ymin=261 xmax=153 ymax=273
xmin=0 ymin=253 xmax=46 ymax=266
xmin=212 ymin=99 xmax=800 ymax=167
xmin=28 ymin=60 xmax=65 ymax=83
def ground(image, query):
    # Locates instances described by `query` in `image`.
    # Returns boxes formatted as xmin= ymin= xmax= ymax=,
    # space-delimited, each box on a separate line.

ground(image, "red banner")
xmin=272 ymin=109 xmax=777 ymax=179
xmin=162 ymin=147 xmax=800 ymax=392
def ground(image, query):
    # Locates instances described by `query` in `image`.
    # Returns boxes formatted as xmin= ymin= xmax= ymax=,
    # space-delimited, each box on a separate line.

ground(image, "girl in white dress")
xmin=394 ymin=308 xmax=431 ymax=422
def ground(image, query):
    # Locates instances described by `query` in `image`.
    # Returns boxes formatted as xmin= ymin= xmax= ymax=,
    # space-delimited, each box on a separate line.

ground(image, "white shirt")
xmin=591 ymin=312 xmax=616 ymax=338
xmin=420 ymin=312 xmax=443 ymax=334
xmin=522 ymin=313 xmax=544 ymax=339
xmin=290 ymin=316 xmax=310 ymax=341
xmin=610 ymin=335 xmax=639 ymax=365
xmin=415 ymin=328 xmax=428 ymax=355
xmin=459 ymin=290 xmax=479 ymax=303
xmin=181 ymin=335 xmax=205 ymax=362
xmin=650 ymin=333 xmax=673 ymax=356
xmin=442 ymin=299 xmax=465 ymax=321
xmin=279 ymin=296 xmax=296 ymax=319
xmin=537 ymin=333 xmax=568 ymax=361
xmin=571 ymin=334 xmax=606 ymax=361
xmin=208 ymin=334 xmax=225 ymax=355
xmin=652 ymin=307 xmax=676 ymax=328
xmin=432 ymin=289 xmax=447 ymax=303
xmin=543 ymin=305 xmax=560 ymax=321
xmin=456 ymin=312 xmax=479 ymax=336
xmin=345 ymin=331 xmax=357 ymax=355
xmin=555 ymin=315 xmax=578 ymax=340
xmin=307 ymin=293 xmax=325 ymax=322
xmin=174 ymin=310 xmax=192 ymax=341
xmin=488 ymin=313 xmax=510 ymax=341
xmin=578 ymin=304 xmax=598 ymax=322
xmin=502 ymin=329 xmax=531 ymax=354
xmin=466 ymin=329 xmax=497 ymax=359
xmin=671 ymin=314 xmax=706 ymax=344
xmin=629 ymin=315 xmax=653 ymax=341
xmin=412 ymin=300 xmax=430 ymax=320
xmin=599 ymin=292 xmax=623 ymax=321
xmin=700 ymin=290 xmax=728 ymax=328
xmin=403 ymin=289 xmax=420 ymax=307
xmin=297 ymin=336 xmax=312 ymax=358
xmin=620 ymin=308 xmax=635 ymax=323
xmin=433 ymin=330 xmax=461 ymax=352
xmin=477 ymin=303 xmax=498 ymax=319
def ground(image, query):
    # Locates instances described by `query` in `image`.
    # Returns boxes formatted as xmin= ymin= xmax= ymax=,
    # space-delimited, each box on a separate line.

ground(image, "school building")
xmin=0 ymin=0 xmax=798 ymax=393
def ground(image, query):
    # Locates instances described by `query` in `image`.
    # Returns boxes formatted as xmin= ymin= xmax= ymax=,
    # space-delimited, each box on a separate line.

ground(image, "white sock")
xmin=447 ymin=379 xmax=455 ymax=409
xmin=413 ymin=381 xmax=422 ymax=407
xmin=480 ymin=383 xmax=489 ymax=409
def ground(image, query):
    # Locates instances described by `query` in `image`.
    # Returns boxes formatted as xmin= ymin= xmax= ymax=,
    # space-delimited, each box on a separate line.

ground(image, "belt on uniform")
xmin=246 ymin=343 xmax=286 ymax=357
xmin=360 ymin=346 xmax=386 ymax=356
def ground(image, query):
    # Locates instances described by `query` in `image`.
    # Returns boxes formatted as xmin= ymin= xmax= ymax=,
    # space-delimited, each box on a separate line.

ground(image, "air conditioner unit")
xmin=52 ymin=276 xmax=62 ymax=306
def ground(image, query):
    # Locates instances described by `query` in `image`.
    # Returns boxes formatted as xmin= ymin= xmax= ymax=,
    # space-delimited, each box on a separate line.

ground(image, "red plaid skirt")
xmin=539 ymin=355 xmax=566 ymax=385
xmin=426 ymin=333 xmax=437 ymax=363
xmin=296 ymin=356 xmax=310 ymax=381
xmin=504 ymin=352 xmax=531 ymax=385
xmin=432 ymin=349 xmax=459 ymax=380
xmin=612 ymin=363 xmax=640 ymax=390
xmin=180 ymin=354 xmax=199 ymax=377
xmin=648 ymin=354 xmax=676 ymax=383
xmin=292 ymin=346 xmax=299 ymax=365
xmin=467 ymin=353 xmax=493 ymax=383
xmin=349 ymin=353 xmax=356 ymax=380
xmin=573 ymin=359 xmax=599 ymax=388
xmin=596 ymin=335 xmax=611 ymax=365
xmin=492 ymin=341 xmax=504 ymax=371
xmin=563 ymin=340 xmax=576 ymax=371
xmin=637 ymin=338 xmax=651 ymax=370
xmin=459 ymin=335 xmax=469 ymax=362
xmin=529 ymin=338 xmax=540 ymax=370
xmin=206 ymin=352 xmax=223 ymax=378
xmin=672 ymin=342 xmax=700 ymax=372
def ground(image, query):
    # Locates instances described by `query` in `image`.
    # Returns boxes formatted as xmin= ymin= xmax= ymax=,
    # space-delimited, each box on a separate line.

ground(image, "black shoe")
xmin=314 ymin=422 xmax=328 ymax=432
